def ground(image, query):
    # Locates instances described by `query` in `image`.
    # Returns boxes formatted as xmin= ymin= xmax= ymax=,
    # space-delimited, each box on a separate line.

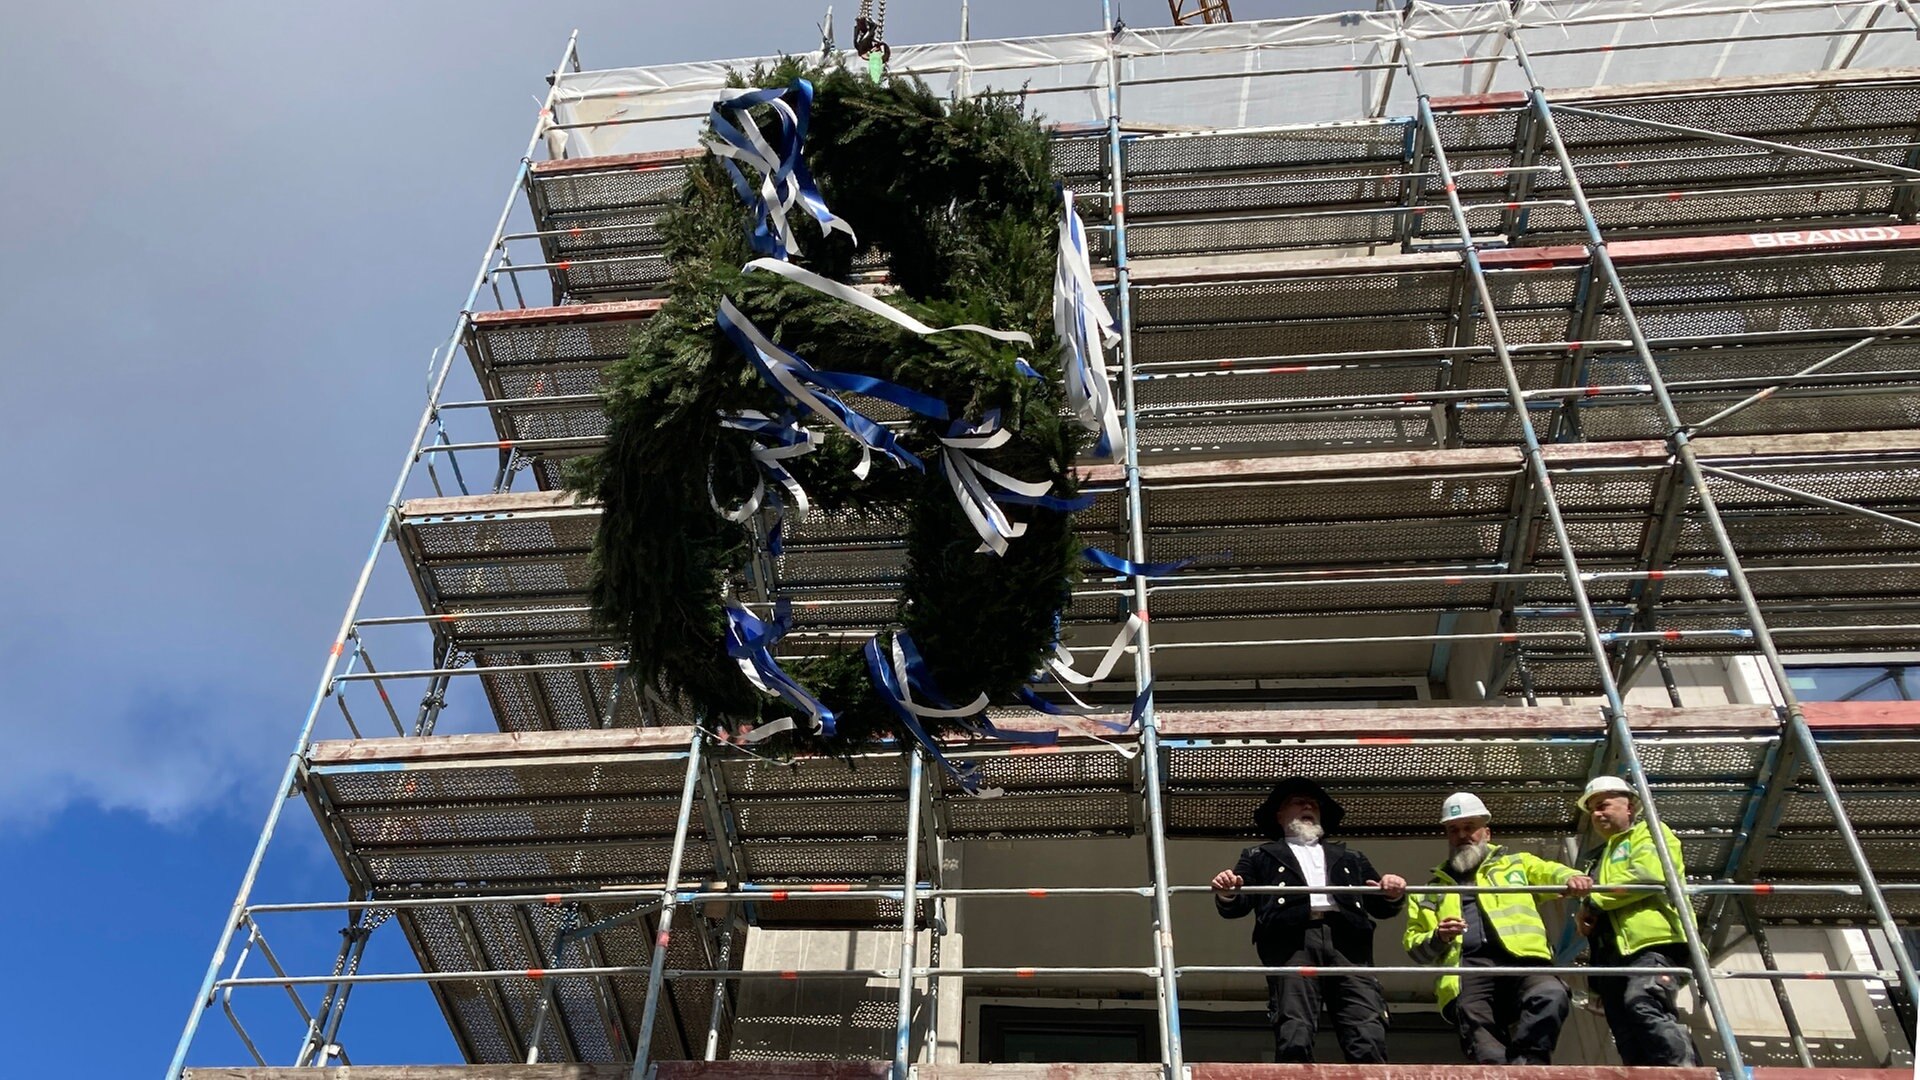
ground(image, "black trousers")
xmin=1263 ymin=922 xmax=1390 ymax=1063
xmin=1590 ymin=945 xmax=1698 ymax=1066
xmin=1445 ymin=953 xmax=1571 ymax=1065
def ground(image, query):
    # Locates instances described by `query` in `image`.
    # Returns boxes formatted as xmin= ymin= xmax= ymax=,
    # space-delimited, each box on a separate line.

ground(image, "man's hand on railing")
xmin=1211 ymin=869 xmax=1245 ymax=899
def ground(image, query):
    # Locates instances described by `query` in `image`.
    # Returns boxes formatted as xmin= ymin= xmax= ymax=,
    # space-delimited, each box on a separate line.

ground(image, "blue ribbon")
xmin=717 ymin=300 xmax=941 ymax=473
xmin=895 ymin=632 xmax=1057 ymax=748
xmin=1082 ymin=546 xmax=1196 ymax=579
xmin=725 ymin=600 xmax=837 ymax=737
xmin=864 ymin=635 xmax=993 ymax=794
xmin=708 ymin=80 xmax=851 ymax=260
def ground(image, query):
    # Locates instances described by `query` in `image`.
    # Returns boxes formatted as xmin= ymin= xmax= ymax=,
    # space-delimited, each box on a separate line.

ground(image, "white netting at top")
xmin=545 ymin=0 xmax=1916 ymax=158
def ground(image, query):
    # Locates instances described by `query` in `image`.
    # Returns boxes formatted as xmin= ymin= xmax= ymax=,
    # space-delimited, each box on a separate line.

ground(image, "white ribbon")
xmin=705 ymin=94 xmax=855 ymax=259
xmin=1054 ymin=190 xmax=1123 ymax=460
xmin=720 ymin=298 xmax=882 ymax=480
xmin=746 ymin=258 xmax=1035 ymax=345
xmin=711 ymin=411 xmax=823 ymax=523
xmin=1044 ymin=613 xmax=1146 ymax=687
xmin=889 ymin=636 xmax=991 ymax=719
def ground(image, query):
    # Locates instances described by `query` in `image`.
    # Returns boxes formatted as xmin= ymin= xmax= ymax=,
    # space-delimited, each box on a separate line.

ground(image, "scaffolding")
xmin=173 ymin=2 xmax=1920 ymax=1078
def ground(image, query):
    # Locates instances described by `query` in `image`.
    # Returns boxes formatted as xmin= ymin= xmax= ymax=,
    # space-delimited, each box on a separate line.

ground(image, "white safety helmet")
xmin=1440 ymin=791 xmax=1491 ymax=825
xmin=1578 ymin=774 xmax=1638 ymax=812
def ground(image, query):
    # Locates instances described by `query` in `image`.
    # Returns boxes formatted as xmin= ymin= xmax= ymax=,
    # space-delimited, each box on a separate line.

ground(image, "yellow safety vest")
xmin=1404 ymin=845 xmax=1580 ymax=1010
xmin=1587 ymin=819 xmax=1690 ymax=956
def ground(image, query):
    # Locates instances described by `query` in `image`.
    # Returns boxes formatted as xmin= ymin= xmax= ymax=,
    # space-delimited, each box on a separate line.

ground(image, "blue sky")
xmin=0 ymin=2 xmax=1199 ymax=1075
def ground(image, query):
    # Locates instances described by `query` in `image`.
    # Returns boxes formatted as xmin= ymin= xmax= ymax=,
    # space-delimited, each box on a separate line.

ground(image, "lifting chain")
xmin=854 ymin=0 xmax=891 ymax=63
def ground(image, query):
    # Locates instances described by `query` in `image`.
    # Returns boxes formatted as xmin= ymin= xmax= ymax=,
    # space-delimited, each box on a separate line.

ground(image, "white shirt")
xmin=1289 ymin=839 xmax=1337 ymax=911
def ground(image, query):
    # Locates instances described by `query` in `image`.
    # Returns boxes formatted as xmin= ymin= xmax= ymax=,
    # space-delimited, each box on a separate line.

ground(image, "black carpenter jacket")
xmin=1215 ymin=840 xmax=1405 ymax=965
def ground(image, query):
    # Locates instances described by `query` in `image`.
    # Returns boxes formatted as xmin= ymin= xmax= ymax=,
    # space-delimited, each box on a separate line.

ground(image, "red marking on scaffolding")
xmin=1807 ymin=971 xmax=1827 ymax=980
xmin=1027 ymin=889 xmax=1050 ymax=898
xmin=780 ymin=970 xmax=799 ymax=980
xmin=569 ymin=227 xmax=583 ymax=237
xmin=526 ymin=968 xmax=546 ymax=980
xmin=376 ymin=684 xmax=392 ymax=704
xmin=1666 ymin=191 xmax=1684 ymax=201
xmin=1444 ymin=183 xmax=1457 ymax=194
xmin=766 ymin=890 xmax=790 ymax=902
xmin=1342 ymin=64 xmax=1356 ymax=71
xmin=1752 ymin=883 xmax=1774 ymax=895
xmin=557 ymin=260 xmax=572 ymax=270
xmin=1358 ymin=736 xmax=1413 ymax=745
xmin=1219 ymin=359 xmax=1235 ymax=368
xmin=1015 ymin=968 xmax=1036 ymax=978
xmin=498 ymin=440 xmax=514 ymax=450
xmin=1501 ymin=634 xmax=1519 ymax=642
xmin=1567 ymin=341 xmax=1583 ymax=351
xmin=1586 ymin=384 xmax=1602 ymax=398
xmin=544 ymin=894 xmax=564 ymax=905
xmin=1444 ymin=576 xmax=1464 ymax=585
xmin=656 ymin=930 xmax=672 ymax=947
xmin=1111 ymin=202 xmax=1124 ymax=216
xmin=601 ymin=662 xmax=618 ymax=670
xmin=330 ymin=641 xmax=345 ymax=657
xmin=539 ymin=108 xmax=552 ymax=117
xmin=1401 ymin=393 xmax=1419 ymax=403
xmin=809 ymin=883 xmax=854 ymax=892
xmin=1493 ymin=169 xmax=1507 ymax=179
xmin=1300 ymin=966 xmax=1319 ymax=978
xmin=1137 ymin=610 xmax=1151 ymax=623
xmin=1267 ymin=365 xmax=1308 ymax=374
xmin=1648 ymin=570 xmax=1666 ymax=581
xmin=1662 ymin=630 xmax=1682 ymax=641
xmin=1505 ymin=202 xmax=1521 ymax=211
xmin=1598 ymin=45 xmax=1614 ymax=52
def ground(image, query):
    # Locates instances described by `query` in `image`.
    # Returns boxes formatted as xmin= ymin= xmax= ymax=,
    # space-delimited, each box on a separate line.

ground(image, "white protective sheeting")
xmin=547 ymin=0 xmax=1915 ymax=158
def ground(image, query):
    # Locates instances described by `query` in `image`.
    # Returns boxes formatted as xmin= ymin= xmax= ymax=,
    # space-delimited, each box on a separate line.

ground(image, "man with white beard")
xmin=1404 ymin=792 xmax=1593 ymax=1065
xmin=1212 ymin=777 xmax=1408 ymax=1062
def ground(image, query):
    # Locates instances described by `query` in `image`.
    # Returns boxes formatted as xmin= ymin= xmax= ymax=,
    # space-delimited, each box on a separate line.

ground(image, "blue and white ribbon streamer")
xmin=706 ymin=80 xmax=855 ymax=260
xmin=717 ymin=297 xmax=945 ymax=478
xmin=1054 ymin=189 xmax=1122 ymax=460
xmin=744 ymin=258 xmax=1034 ymax=346
xmin=724 ymin=599 xmax=838 ymax=741
xmin=714 ymin=411 xmax=820 ymax=520
xmin=865 ymin=631 xmax=1003 ymax=797
xmin=937 ymin=412 xmax=1096 ymax=555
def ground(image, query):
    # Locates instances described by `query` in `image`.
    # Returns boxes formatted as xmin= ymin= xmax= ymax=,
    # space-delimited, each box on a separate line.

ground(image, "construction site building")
xmin=171 ymin=2 xmax=1920 ymax=1078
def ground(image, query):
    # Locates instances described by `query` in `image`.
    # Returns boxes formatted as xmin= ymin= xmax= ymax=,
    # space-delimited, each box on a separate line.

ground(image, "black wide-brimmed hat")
xmin=1254 ymin=777 xmax=1346 ymax=838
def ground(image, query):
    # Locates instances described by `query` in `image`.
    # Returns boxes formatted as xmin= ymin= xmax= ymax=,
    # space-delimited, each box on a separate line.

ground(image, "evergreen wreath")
xmin=575 ymin=61 xmax=1090 ymax=754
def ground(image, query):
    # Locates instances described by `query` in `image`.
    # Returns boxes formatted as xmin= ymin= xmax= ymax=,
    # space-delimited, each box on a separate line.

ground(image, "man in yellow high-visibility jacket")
xmin=1405 ymin=792 xmax=1593 ymax=1065
xmin=1576 ymin=775 xmax=1700 ymax=1066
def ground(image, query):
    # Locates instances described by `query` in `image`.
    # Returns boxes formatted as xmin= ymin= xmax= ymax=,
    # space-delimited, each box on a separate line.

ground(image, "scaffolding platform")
xmin=301 ymin=705 xmax=1920 ymax=926
xmin=1128 ymin=226 xmax=1920 ymax=458
xmin=524 ymin=150 xmax=701 ymax=299
xmin=464 ymin=301 xmax=661 ymax=490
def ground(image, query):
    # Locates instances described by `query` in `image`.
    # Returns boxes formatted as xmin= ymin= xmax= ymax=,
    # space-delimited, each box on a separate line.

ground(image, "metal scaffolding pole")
xmin=1509 ymin=31 xmax=1920 ymax=1013
xmin=1103 ymin=2 xmax=1184 ymax=1075
xmin=628 ymin=727 xmax=706 ymax=1078
xmin=163 ymin=31 xmax=581 ymax=1080
xmin=891 ymin=749 xmax=927 ymax=1080
xmin=1400 ymin=45 xmax=1750 ymax=1074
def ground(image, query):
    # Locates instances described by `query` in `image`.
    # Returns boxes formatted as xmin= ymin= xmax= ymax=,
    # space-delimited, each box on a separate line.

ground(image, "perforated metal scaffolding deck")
xmin=302 ymin=705 xmax=1920 ymax=940
xmin=393 ymin=426 xmax=1920 ymax=701
xmin=463 ymin=301 xmax=662 ymax=491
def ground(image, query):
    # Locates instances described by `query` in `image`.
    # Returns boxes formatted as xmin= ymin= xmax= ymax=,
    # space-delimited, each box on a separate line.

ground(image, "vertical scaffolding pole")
xmin=1508 ymin=32 xmax=1920 ymax=1012
xmin=1100 ymin=3 xmax=1184 ymax=1075
xmin=164 ymin=32 xmax=580 ymax=1080
xmin=629 ymin=727 xmax=707 ymax=1079
xmin=1399 ymin=48 xmax=1748 ymax=1074
xmin=892 ymin=749 xmax=927 ymax=1080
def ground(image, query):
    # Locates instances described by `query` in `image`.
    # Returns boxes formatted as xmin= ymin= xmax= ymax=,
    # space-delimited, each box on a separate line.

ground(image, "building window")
xmin=1786 ymin=664 xmax=1917 ymax=702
